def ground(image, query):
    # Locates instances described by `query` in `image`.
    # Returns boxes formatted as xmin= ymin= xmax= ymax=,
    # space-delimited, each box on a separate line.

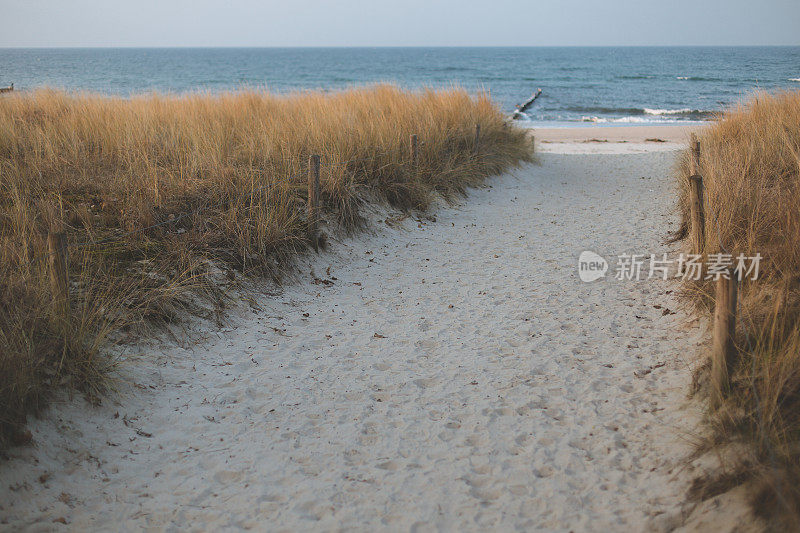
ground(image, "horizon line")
xmin=2 ymin=44 xmax=799 ymax=50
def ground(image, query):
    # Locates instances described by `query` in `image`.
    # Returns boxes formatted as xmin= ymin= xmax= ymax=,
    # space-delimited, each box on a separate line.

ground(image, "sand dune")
xmin=0 ymin=141 xmax=756 ymax=530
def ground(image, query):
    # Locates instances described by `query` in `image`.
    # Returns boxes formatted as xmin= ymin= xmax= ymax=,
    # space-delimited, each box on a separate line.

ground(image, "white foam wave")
xmin=581 ymin=115 xmax=683 ymax=124
xmin=643 ymin=108 xmax=693 ymax=116
xmin=610 ymin=116 xmax=681 ymax=124
xmin=790 ymin=78 xmax=800 ymax=82
xmin=676 ymin=76 xmax=689 ymax=80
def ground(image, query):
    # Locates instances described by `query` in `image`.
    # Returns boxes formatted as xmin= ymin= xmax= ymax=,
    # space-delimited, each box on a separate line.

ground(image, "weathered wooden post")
xmin=47 ymin=231 xmax=70 ymax=323
xmin=410 ymin=134 xmax=419 ymax=175
xmin=473 ymin=124 xmax=481 ymax=154
xmin=307 ymin=155 xmax=320 ymax=250
xmin=711 ymin=270 xmax=738 ymax=407
xmin=690 ymin=133 xmax=701 ymax=175
xmin=689 ymin=175 xmax=705 ymax=254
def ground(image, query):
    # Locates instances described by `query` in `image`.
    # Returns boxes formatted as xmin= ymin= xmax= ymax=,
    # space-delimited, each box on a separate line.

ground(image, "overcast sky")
xmin=1 ymin=0 xmax=799 ymax=47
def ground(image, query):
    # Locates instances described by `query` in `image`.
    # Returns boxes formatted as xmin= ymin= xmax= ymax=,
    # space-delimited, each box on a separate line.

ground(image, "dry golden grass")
xmin=0 ymin=85 xmax=532 ymax=444
xmin=674 ymin=90 xmax=800 ymax=527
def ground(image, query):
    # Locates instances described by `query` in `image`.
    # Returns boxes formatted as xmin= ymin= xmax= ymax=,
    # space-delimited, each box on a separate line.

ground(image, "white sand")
xmin=0 ymin=141 xmax=756 ymax=530
xmin=534 ymin=124 xmax=707 ymax=154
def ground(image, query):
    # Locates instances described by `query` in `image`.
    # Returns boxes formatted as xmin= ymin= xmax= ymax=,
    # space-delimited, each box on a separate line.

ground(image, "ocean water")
xmin=1 ymin=47 xmax=799 ymax=125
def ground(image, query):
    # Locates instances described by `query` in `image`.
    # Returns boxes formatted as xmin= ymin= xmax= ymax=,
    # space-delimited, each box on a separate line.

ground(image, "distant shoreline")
xmin=532 ymin=123 xmax=706 ymax=153
xmin=517 ymin=120 xmax=711 ymax=129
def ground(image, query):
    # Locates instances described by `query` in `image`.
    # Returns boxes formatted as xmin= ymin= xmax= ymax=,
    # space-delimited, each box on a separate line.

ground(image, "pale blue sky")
xmin=1 ymin=0 xmax=799 ymax=47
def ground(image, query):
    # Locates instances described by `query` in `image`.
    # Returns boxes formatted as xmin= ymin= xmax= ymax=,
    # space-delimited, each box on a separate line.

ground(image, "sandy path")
xmin=1 ymin=151 xmax=708 ymax=531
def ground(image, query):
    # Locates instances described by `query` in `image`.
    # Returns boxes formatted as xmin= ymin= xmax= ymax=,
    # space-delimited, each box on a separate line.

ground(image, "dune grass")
xmin=0 ymin=85 xmax=533 ymax=444
xmin=674 ymin=90 xmax=800 ymax=527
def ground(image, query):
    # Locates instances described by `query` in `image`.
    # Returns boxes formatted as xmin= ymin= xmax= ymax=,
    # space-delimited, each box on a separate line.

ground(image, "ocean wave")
xmin=645 ymin=108 xmax=716 ymax=119
xmin=566 ymin=106 xmax=649 ymax=115
xmin=675 ymin=76 xmax=723 ymax=82
xmin=566 ymin=105 xmax=714 ymax=119
xmin=644 ymin=108 xmax=692 ymax=115
xmin=616 ymin=75 xmax=722 ymax=82
xmin=790 ymin=78 xmax=800 ymax=82
xmin=610 ymin=116 xmax=685 ymax=124
xmin=580 ymin=115 xmax=697 ymax=124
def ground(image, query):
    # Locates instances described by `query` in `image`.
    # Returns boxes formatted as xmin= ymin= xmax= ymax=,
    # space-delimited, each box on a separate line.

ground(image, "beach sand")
xmin=534 ymin=124 xmax=708 ymax=154
xmin=0 ymin=127 xmax=758 ymax=530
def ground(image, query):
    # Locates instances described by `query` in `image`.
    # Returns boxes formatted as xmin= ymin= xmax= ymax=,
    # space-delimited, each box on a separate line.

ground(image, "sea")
xmin=1 ymin=47 xmax=799 ymax=126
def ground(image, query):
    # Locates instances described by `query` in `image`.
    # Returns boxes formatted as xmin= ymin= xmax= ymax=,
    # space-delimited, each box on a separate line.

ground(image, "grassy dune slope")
xmin=674 ymin=90 xmax=800 ymax=527
xmin=0 ymin=86 xmax=532 ymax=443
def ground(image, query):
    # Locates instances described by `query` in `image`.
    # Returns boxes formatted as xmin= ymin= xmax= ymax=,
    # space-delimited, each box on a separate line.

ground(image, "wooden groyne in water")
xmin=512 ymin=88 xmax=542 ymax=120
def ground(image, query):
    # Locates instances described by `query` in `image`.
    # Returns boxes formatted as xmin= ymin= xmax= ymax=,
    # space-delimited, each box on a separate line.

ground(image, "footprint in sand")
xmin=534 ymin=466 xmax=556 ymax=478
xmin=471 ymin=486 xmax=503 ymax=501
xmin=377 ymin=460 xmax=401 ymax=471
xmin=413 ymin=377 xmax=437 ymax=388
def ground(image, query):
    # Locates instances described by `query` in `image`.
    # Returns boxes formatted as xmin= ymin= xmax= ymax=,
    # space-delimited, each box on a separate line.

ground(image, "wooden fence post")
xmin=711 ymin=271 xmax=738 ymax=407
xmin=47 ymin=232 xmax=70 ymax=323
xmin=689 ymin=175 xmax=705 ymax=254
xmin=690 ymin=133 xmax=701 ymax=175
xmin=473 ymin=124 xmax=481 ymax=154
xmin=410 ymin=134 xmax=418 ymax=174
xmin=307 ymin=155 xmax=320 ymax=250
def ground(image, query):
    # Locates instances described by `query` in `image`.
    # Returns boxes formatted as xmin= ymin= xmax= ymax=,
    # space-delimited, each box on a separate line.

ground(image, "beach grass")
xmin=674 ymin=90 xmax=800 ymax=527
xmin=0 ymin=85 xmax=532 ymax=444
